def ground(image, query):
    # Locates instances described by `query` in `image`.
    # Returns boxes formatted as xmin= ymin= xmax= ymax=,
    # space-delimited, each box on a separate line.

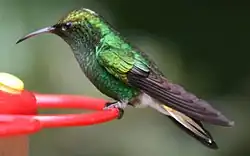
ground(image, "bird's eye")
xmin=62 ymin=22 xmax=72 ymax=31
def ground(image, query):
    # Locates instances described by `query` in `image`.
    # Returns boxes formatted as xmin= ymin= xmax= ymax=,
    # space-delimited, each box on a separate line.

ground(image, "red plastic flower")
xmin=0 ymin=73 xmax=119 ymax=137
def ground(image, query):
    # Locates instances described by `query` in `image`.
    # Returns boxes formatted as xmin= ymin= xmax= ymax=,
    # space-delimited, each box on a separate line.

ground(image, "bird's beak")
xmin=16 ymin=26 xmax=55 ymax=44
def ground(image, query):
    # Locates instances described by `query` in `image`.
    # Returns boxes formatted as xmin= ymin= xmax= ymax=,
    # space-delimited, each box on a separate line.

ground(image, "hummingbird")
xmin=17 ymin=8 xmax=234 ymax=149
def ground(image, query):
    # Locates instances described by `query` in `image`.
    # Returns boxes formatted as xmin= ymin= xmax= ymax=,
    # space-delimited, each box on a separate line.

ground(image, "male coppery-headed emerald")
xmin=17 ymin=8 xmax=234 ymax=149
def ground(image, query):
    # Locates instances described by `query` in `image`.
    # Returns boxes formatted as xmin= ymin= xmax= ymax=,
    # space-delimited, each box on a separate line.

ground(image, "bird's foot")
xmin=104 ymin=101 xmax=125 ymax=119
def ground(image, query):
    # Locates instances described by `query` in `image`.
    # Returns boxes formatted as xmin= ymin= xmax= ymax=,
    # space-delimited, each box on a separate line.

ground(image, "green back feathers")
xmin=97 ymin=33 xmax=150 ymax=83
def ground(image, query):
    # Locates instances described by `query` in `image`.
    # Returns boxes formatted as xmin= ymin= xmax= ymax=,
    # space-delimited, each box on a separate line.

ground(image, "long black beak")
xmin=16 ymin=26 xmax=55 ymax=44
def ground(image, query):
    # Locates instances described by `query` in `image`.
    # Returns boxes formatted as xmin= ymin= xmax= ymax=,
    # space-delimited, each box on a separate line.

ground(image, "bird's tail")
xmin=160 ymin=105 xmax=218 ymax=149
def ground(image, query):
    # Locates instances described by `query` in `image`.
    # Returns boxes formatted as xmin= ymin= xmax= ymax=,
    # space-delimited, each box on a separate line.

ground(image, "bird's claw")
xmin=104 ymin=102 xmax=124 ymax=120
xmin=116 ymin=108 xmax=124 ymax=119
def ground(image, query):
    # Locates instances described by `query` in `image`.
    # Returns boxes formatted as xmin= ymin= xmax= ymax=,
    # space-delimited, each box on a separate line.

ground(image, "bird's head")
xmin=17 ymin=8 xmax=106 ymax=47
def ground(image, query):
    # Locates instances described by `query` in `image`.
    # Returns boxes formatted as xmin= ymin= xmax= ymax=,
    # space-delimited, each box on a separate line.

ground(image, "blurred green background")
xmin=0 ymin=0 xmax=248 ymax=156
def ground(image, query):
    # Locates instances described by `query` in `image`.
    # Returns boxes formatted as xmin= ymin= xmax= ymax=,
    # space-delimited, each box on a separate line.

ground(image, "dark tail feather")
xmin=161 ymin=105 xmax=218 ymax=149
xmin=168 ymin=116 xmax=218 ymax=149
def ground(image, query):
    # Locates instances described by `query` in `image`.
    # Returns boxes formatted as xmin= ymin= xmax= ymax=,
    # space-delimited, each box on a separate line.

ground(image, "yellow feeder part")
xmin=0 ymin=73 xmax=24 ymax=94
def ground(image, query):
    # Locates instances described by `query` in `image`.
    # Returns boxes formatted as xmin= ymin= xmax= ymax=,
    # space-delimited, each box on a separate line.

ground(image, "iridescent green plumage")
xmin=55 ymin=9 xmax=141 ymax=100
xmin=16 ymin=8 xmax=234 ymax=150
xmin=55 ymin=8 xmax=152 ymax=101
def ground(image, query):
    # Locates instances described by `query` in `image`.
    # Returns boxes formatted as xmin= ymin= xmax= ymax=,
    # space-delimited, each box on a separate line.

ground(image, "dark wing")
xmin=127 ymin=66 xmax=234 ymax=127
xmin=97 ymin=46 xmax=233 ymax=127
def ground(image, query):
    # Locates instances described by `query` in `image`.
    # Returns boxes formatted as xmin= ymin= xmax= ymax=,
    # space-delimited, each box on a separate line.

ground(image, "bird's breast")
xmin=73 ymin=49 xmax=138 ymax=100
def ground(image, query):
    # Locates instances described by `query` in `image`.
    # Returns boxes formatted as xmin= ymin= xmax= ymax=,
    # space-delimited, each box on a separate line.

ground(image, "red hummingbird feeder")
xmin=0 ymin=72 xmax=120 ymax=137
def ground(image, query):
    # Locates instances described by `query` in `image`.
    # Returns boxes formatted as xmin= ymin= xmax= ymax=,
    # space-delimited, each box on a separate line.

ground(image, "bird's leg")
xmin=104 ymin=101 xmax=127 ymax=119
